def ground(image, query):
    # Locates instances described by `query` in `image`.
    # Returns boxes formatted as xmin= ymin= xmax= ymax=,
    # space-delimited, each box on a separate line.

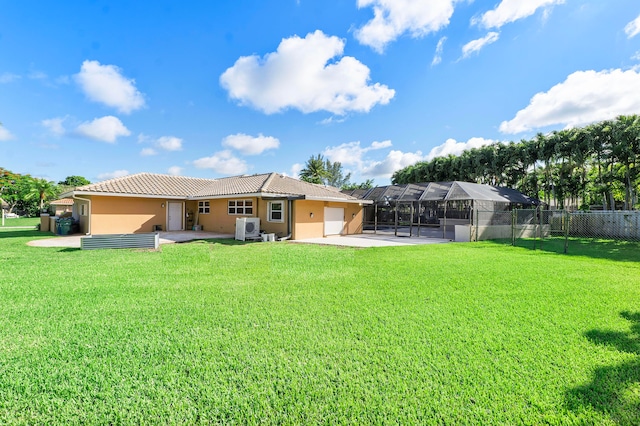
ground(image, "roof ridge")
xmin=259 ymin=172 xmax=278 ymax=192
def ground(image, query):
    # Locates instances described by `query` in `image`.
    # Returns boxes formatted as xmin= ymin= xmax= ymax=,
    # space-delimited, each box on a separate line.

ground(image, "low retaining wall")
xmin=81 ymin=233 xmax=159 ymax=250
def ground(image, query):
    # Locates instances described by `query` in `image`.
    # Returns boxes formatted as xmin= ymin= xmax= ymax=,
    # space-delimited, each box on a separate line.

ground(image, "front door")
xmin=167 ymin=202 xmax=183 ymax=231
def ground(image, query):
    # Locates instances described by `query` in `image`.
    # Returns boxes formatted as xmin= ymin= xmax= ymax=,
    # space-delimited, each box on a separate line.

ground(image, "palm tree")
xmin=299 ymin=154 xmax=329 ymax=184
xmin=25 ymin=178 xmax=58 ymax=212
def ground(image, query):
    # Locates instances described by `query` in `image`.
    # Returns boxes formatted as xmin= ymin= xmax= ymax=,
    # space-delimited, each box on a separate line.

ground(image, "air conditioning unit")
xmin=235 ymin=217 xmax=261 ymax=241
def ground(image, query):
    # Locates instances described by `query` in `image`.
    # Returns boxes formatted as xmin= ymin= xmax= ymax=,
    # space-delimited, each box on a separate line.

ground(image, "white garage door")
xmin=324 ymin=207 xmax=344 ymax=236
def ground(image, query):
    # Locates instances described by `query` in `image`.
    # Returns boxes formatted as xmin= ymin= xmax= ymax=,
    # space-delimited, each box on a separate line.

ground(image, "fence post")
xmin=512 ymin=209 xmax=516 ymax=246
xmin=564 ymin=211 xmax=569 ymax=254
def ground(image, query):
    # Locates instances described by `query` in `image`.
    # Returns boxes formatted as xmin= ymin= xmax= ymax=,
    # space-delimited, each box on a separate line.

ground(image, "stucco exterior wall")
xmin=73 ymin=199 xmax=90 ymax=234
xmin=84 ymin=194 xmax=364 ymax=238
xmin=90 ymin=196 xmax=171 ymax=234
xmin=258 ymin=199 xmax=288 ymax=236
xmin=196 ymin=197 xmax=260 ymax=234
xmin=292 ymin=200 xmax=364 ymax=240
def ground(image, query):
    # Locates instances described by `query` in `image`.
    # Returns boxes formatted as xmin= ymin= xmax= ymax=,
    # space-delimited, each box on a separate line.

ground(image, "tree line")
xmin=299 ymin=154 xmax=373 ymax=190
xmin=392 ymin=115 xmax=640 ymax=210
xmin=0 ymin=168 xmax=89 ymax=216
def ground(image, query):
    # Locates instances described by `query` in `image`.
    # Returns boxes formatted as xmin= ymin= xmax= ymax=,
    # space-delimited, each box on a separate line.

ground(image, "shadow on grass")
xmin=0 ymin=229 xmax=48 ymax=240
xmin=176 ymin=238 xmax=253 ymax=246
xmin=566 ymin=311 xmax=640 ymax=425
xmin=489 ymin=238 xmax=640 ymax=262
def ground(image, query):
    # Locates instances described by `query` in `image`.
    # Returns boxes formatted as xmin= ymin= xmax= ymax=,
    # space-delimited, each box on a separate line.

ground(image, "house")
xmin=62 ymin=172 xmax=369 ymax=240
xmin=49 ymin=198 xmax=74 ymax=216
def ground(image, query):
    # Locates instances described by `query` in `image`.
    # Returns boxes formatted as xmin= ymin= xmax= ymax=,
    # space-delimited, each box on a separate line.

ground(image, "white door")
xmin=324 ymin=207 xmax=344 ymax=236
xmin=167 ymin=202 xmax=183 ymax=231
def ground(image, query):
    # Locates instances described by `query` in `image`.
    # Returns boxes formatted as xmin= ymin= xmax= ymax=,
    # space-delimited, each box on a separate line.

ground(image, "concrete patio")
xmin=27 ymin=230 xmax=453 ymax=249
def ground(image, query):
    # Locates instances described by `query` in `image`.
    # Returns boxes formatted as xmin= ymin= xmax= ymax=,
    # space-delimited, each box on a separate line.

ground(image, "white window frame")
xmin=228 ymin=199 xmax=253 ymax=216
xmin=268 ymin=201 xmax=284 ymax=223
xmin=198 ymin=201 xmax=210 ymax=214
xmin=80 ymin=204 xmax=87 ymax=216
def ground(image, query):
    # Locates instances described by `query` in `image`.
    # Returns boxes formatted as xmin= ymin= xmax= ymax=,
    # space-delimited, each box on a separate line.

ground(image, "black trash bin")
xmin=56 ymin=218 xmax=75 ymax=235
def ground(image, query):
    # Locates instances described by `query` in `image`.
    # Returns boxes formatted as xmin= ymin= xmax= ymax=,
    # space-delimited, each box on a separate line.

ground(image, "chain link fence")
xmin=474 ymin=209 xmax=640 ymax=253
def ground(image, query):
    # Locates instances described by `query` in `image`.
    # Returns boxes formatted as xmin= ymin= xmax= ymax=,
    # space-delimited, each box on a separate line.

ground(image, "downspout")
xmin=288 ymin=199 xmax=292 ymax=237
xmin=72 ymin=194 xmax=92 ymax=235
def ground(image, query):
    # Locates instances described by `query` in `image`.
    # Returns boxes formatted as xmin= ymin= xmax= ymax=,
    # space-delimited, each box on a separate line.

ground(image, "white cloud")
xmin=167 ymin=166 xmax=182 ymax=176
xmin=361 ymin=150 xmax=426 ymax=178
xmin=75 ymin=116 xmax=131 ymax=143
xmin=98 ymin=170 xmax=129 ymax=180
xmin=461 ymin=32 xmax=499 ymax=58
xmin=287 ymin=163 xmax=304 ymax=179
xmin=426 ymin=137 xmax=496 ymax=160
xmin=323 ymin=140 xmax=392 ymax=169
xmin=220 ymin=30 xmax=395 ymax=115
xmin=75 ymin=60 xmax=145 ymax=114
xmin=156 ymin=136 xmax=183 ymax=151
xmin=500 ymin=68 xmax=640 ymax=134
xmin=222 ymin=133 xmax=280 ymax=155
xmin=140 ymin=148 xmax=157 ymax=156
xmin=193 ymin=150 xmax=248 ymax=175
xmin=0 ymin=72 xmax=20 ymax=83
xmin=0 ymin=125 xmax=14 ymax=141
xmin=432 ymin=37 xmax=447 ymax=66
xmin=355 ymin=0 xmax=457 ymax=53
xmin=625 ymin=14 xmax=640 ymax=38
xmin=138 ymin=135 xmax=183 ymax=154
xmin=42 ymin=117 xmax=67 ymax=136
xmin=633 ymin=51 xmax=640 ymax=61
xmin=475 ymin=0 xmax=564 ymax=29
xmin=28 ymin=71 xmax=47 ymax=80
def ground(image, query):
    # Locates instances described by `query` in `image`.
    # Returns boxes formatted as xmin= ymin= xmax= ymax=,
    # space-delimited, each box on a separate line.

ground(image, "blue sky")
xmin=2 ymin=0 xmax=640 ymax=185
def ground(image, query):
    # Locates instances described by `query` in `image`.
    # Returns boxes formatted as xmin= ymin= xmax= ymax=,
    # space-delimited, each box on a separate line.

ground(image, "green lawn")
xmin=1 ymin=229 xmax=639 ymax=424
xmin=0 ymin=216 xmax=40 ymax=228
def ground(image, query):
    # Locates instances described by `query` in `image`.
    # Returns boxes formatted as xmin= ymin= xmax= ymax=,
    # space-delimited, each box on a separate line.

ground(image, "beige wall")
xmin=196 ymin=198 xmax=258 ymax=234
xmin=90 ymin=196 xmax=172 ymax=234
xmin=292 ymin=200 xmax=364 ymax=240
xmin=195 ymin=198 xmax=288 ymax=236
xmin=83 ymin=194 xmax=364 ymax=238
xmin=258 ymin=199 xmax=288 ymax=236
xmin=73 ymin=199 xmax=90 ymax=234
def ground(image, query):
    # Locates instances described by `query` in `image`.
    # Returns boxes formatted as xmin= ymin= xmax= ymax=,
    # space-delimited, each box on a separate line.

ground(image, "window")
xmin=80 ymin=204 xmax=87 ymax=216
xmin=198 ymin=201 xmax=210 ymax=214
xmin=228 ymin=199 xmax=253 ymax=215
xmin=268 ymin=201 xmax=284 ymax=223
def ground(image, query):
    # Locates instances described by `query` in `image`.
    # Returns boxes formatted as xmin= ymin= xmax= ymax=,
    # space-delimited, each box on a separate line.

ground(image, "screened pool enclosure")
xmin=343 ymin=181 xmax=538 ymax=240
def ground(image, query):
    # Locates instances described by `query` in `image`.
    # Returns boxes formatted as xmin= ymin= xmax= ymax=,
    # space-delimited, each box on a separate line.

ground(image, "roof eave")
xmin=66 ymin=191 xmax=188 ymax=200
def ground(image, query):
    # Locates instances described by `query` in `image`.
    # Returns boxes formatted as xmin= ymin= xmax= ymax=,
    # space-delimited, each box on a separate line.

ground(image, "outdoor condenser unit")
xmin=235 ymin=217 xmax=260 ymax=241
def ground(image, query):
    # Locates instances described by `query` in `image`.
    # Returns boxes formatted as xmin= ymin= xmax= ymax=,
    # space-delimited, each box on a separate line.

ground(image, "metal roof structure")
xmin=346 ymin=181 xmax=537 ymax=205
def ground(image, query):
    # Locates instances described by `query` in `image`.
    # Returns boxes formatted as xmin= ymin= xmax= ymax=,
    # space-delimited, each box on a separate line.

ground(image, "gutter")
xmin=71 ymin=194 xmax=92 ymax=235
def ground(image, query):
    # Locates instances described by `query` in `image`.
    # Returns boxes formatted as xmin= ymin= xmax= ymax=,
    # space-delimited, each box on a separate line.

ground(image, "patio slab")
xmin=295 ymin=233 xmax=452 ymax=247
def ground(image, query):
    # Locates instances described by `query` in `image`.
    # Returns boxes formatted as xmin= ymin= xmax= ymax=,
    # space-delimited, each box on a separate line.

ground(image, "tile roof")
xmin=74 ymin=173 xmax=215 ymax=197
xmin=71 ymin=172 xmax=364 ymax=203
xmin=49 ymin=198 xmax=74 ymax=205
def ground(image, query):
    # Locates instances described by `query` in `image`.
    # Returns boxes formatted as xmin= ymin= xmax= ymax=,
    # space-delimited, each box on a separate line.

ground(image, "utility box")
xmin=40 ymin=213 xmax=50 ymax=232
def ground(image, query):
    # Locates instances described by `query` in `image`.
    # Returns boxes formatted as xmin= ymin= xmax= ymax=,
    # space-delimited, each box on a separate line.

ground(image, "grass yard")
xmin=1 ymin=229 xmax=639 ymax=424
xmin=0 ymin=216 xmax=40 ymax=228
